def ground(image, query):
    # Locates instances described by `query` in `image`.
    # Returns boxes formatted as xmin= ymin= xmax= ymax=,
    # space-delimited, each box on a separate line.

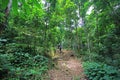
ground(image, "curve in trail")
xmin=47 ymin=50 xmax=87 ymax=80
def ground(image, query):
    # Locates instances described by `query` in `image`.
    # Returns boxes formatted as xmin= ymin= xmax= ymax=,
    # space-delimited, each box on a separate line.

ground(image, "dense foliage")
xmin=0 ymin=34 xmax=51 ymax=79
xmin=0 ymin=0 xmax=120 ymax=80
xmin=83 ymin=62 xmax=119 ymax=80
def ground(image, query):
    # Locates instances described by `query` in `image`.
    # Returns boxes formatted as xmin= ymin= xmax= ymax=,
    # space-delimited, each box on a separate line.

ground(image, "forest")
xmin=0 ymin=0 xmax=120 ymax=80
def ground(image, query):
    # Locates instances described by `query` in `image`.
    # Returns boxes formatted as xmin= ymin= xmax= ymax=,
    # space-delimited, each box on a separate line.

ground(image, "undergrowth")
xmin=83 ymin=61 xmax=120 ymax=80
xmin=0 ymin=40 xmax=52 ymax=80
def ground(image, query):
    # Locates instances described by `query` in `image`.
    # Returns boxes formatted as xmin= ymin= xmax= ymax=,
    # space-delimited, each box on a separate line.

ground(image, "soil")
xmin=47 ymin=50 xmax=87 ymax=80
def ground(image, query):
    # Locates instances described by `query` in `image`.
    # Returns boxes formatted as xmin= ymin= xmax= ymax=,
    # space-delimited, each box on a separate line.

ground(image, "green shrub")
xmin=83 ymin=62 xmax=119 ymax=80
xmin=0 ymin=54 xmax=14 ymax=79
xmin=12 ymin=55 xmax=50 ymax=80
xmin=0 ymin=41 xmax=51 ymax=80
xmin=0 ymin=33 xmax=51 ymax=80
xmin=81 ymin=51 xmax=102 ymax=62
xmin=98 ymin=33 xmax=120 ymax=61
xmin=0 ymin=53 xmax=51 ymax=80
xmin=0 ymin=38 xmax=8 ymax=54
xmin=6 ymin=43 xmax=37 ymax=55
xmin=10 ymin=52 xmax=30 ymax=67
xmin=0 ymin=27 xmax=18 ymax=42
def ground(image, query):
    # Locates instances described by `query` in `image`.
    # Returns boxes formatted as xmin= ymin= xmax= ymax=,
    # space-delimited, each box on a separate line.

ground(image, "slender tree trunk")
xmin=78 ymin=3 xmax=84 ymax=52
xmin=75 ymin=20 xmax=79 ymax=52
xmin=0 ymin=0 xmax=12 ymax=33
xmin=87 ymin=33 xmax=91 ymax=53
xmin=5 ymin=0 xmax=12 ymax=17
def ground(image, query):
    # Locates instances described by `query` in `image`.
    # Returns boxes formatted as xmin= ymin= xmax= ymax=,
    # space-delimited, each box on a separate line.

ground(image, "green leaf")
xmin=12 ymin=0 xmax=18 ymax=15
xmin=1 ymin=0 xmax=9 ymax=10
xmin=34 ymin=0 xmax=41 ymax=8
xmin=21 ymin=0 xmax=30 ymax=15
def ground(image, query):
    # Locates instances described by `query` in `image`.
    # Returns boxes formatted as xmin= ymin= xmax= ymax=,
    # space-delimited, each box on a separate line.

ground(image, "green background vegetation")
xmin=0 ymin=0 xmax=120 ymax=80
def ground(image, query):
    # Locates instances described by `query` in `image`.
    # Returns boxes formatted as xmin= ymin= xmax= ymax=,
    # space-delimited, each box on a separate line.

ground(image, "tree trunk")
xmin=0 ymin=0 xmax=12 ymax=33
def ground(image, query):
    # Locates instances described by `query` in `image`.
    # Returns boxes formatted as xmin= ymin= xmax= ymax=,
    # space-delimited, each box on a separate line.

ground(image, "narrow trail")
xmin=47 ymin=50 xmax=86 ymax=80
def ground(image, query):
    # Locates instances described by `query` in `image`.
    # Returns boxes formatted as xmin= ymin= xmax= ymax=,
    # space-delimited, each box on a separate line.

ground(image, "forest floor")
xmin=47 ymin=50 xmax=87 ymax=80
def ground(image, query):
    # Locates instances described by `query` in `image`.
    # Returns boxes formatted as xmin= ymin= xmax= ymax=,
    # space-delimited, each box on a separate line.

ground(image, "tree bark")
xmin=0 ymin=0 xmax=12 ymax=33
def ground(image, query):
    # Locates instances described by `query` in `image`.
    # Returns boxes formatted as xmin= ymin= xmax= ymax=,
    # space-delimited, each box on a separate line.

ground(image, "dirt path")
xmin=47 ymin=50 xmax=86 ymax=80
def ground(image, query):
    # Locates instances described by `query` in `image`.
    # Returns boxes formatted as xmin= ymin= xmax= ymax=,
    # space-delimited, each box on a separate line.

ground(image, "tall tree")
xmin=0 ymin=0 xmax=12 ymax=33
